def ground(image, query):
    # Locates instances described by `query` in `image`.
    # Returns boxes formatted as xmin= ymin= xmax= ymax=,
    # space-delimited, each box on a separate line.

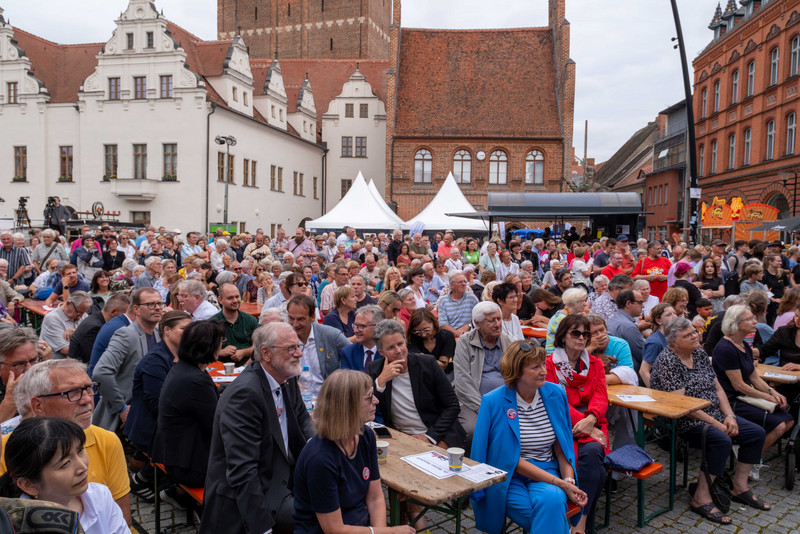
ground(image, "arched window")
xmin=770 ymin=47 xmax=780 ymax=85
xmin=525 ymin=150 xmax=544 ymax=185
xmin=766 ymin=120 xmax=775 ymax=160
xmin=787 ymin=113 xmax=797 ymax=156
xmin=747 ymin=61 xmax=756 ymax=96
xmin=701 ymin=88 xmax=708 ymax=118
xmin=452 ymin=150 xmax=471 ymax=183
xmin=713 ymin=80 xmax=720 ymax=112
xmin=792 ymin=35 xmax=800 ymax=77
xmin=743 ymin=128 xmax=751 ymax=165
xmin=731 ymin=69 xmax=739 ymax=104
xmin=728 ymin=134 xmax=736 ymax=169
xmin=489 ymin=150 xmax=507 ymax=184
xmin=414 ymin=149 xmax=432 ymax=183
xmin=710 ymin=140 xmax=717 ymax=174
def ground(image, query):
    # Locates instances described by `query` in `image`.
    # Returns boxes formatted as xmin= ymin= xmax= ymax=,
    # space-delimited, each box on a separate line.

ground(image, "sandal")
xmin=690 ymin=502 xmax=732 ymax=525
xmin=731 ymin=489 xmax=771 ymax=510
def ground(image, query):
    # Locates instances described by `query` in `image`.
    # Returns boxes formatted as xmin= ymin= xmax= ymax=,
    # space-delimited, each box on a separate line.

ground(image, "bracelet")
xmin=768 ymin=387 xmax=774 ymax=393
xmin=563 ymin=477 xmax=576 ymax=485
xmin=724 ymin=414 xmax=735 ymax=419
xmin=368 ymin=527 xmax=374 ymax=534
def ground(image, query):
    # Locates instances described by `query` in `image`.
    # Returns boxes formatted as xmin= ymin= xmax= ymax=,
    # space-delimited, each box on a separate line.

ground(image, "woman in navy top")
xmin=294 ymin=370 xmax=414 ymax=534
xmin=323 ymin=285 xmax=357 ymax=338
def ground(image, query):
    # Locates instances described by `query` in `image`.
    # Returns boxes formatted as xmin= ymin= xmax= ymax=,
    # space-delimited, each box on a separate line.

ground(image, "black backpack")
xmin=723 ymin=270 xmax=740 ymax=297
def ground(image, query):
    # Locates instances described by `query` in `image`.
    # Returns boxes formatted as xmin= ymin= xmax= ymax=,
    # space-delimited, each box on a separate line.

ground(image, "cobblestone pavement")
xmin=130 ymin=438 xmax=800 ymax=534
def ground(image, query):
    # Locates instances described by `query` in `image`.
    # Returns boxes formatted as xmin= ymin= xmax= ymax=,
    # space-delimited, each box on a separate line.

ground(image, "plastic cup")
xmin=224 ymin=362 xmax=235 ymax=375
xmin=376 ymin=440 xmax=389 ymax=463
xmin=448 ymin=447 xmax=465 ymax=472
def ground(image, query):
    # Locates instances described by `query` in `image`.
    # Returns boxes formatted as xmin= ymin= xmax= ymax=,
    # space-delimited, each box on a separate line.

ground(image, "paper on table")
xmin=212 ymin=375 xmax=237 ymax=384
xmin=234 ymin=366 xmax=245 ymax=374
xmin=401 ymin=451 xmax=471 ymax=479
xmin=458 ymin=463 xmax=506 ymax=483
xmin=43 ymin=305 xmax=58 ymax=311
xmin=616 ymin=394 xmax=656 ymax=402
xmin=763 ymin=372 xmax=798 ymax=381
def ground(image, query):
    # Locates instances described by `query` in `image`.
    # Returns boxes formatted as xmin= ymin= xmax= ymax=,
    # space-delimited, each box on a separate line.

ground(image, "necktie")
xmin=364 ymin=349 xmax=373 ymax=373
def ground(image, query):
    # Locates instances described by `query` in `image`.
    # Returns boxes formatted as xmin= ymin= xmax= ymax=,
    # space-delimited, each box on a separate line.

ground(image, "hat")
xmin=674 ymin=261 xmax=692 ymax=275
xmin=222 ymin=231 xmax=231 ymax=236
xmin=616 ymin=234 xmax=629 ymax=242
xmin=173 ymin=228 xmax=182 ymax=235
xmin=769 ymin=240 xmax=784 ymax=248
xmin=711 ymin=239 xmax=725 ymax=247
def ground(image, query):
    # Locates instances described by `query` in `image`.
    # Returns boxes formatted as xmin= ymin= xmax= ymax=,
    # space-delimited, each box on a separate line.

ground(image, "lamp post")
xmin=780 ymin=168 xmax=799 ymax=217
xmin=215 ymin=135 xmax=237 ymax=226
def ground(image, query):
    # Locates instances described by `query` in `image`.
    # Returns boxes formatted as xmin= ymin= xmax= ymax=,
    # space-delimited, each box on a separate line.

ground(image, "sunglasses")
xmin=568 ymin=330 xmax=591 ymax=340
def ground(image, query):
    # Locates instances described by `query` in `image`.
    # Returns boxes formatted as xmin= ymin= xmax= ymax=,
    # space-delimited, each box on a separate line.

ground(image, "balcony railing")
xmin=109 ymin=177 xmax=158 ymax=200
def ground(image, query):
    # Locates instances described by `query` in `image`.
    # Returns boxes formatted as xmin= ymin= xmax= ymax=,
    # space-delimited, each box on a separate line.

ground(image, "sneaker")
xmin=749 ymin=462 xmax=767 ymax=481
xmin=130 ymin=472 xmax=155 ymax=502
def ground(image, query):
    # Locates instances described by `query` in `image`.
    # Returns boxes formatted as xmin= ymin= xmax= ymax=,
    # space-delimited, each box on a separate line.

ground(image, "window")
xmin=728 ymin=134 xmax=736 ymax=169
xmin=13 ymin=146 xmax=26 ymax=181
xmin=232 ymin=87 xmax=238 ymax=102
xmin=6 ymin=82 xmax=17 ymax=104
xmin=792 ymin=36 xmax=800 ymax=77
xmin=453 ymin=150 xmax=471 ymax=183
xmin=227 ymin=154 xmax=234 ymax=182
xmin=747 ymin=61 xmax=755 ymax=96
xmin=126 ymin=33 xmax=134 ymax=49
xmin=489 ymin=150 xmax=508 ymax=184
xmin=414 ymin=149 xmax=432 ymax=183
xmin=649 ymin=187 xmax=654 ymax=207
xmin=277 ymin=167 xmax=283 ymax=191
xmin=766 ymin=120 xmax=776 ymax=160
xmin=270 ymin=165 xmax=277 ymax=190
xmin=133 ymin=144 xmax=147 ymax=179
xmin=360 ymin=103 xmax=368 ymax=118
xmin=108 ymin=78 xmax=120 ymax=100
xmin=131 ymin=211 xmax=150 ymax=225
xmin=218 ymin=152 xmax=225 ymax=182
xmin=146 ymin=32 xmax=154 ymax=48
xmin=664 ymin=184 xmax=669 ymax=202
xmin=731 ymin=70 xmax=739 ymax=104
xmin=698 ymin=145 xmax=705 ymax=177
xmin=243 ymin=158 xmax=250 ymax=186
xmin=340 ymin=179 xmax=352 ymax=199
xmin=770 ymin=47 xmax=780 ymax=85
xmin=710 ymin=140 xmax=717 ymax=173
xmin=59 ymin=146 xmax=73 ymax=181
xmin=271 ymin=106 xmax=276 ymax=118
xmin=134 ymin=76 xmax=147 ymax=99
xmin=525 ymin=150 xmax=544 ymax=185
xmin=313 ymin=176 xmax=318 ymax=199
xmin=701 ymin=88 xmax=707 ymax=118
xmin=345 ymin=103 xmax=354 ymax=118
xmin=104 ymin=144 xmax=118 ymax=178
xmin=341 ymin=137 xmax=353 ymax=157
xmin=743 ymin=128 xmax=751 ymax=165
xmin=293 ymin=172 xmax=302 ymax=195
xmin=713 ymin=80 xmax=720 ymax=112
xmin=243 ymin=92 xmax=248 ymax=106
xmin=355 ymin=137 xmax=367 ymax=158
xmin=251 ymin=160 xmax=257 ymax=187
xmin=279 ymin=109 xmax=284 ymax=121
xmin=163 ymin=143 xmax=177 ymax=179
xmin=160 ymin=75 xmax=173 ymax=98
xmin=299 ymin=173 xmax=304 ymax=196
xmin=787 ymin=113 xmax=797 ymax=156
xmin=658 ymin=185 xmax=663 ymax=205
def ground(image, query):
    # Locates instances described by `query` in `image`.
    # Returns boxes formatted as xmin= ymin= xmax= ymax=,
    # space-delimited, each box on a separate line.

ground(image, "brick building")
xmin=694 ymin=0 xmax=800 ymax=221
xmin=385 ymin=0 xmax=576 ymax=220
xmin=217 ymin=0 xmax=391 ymax=61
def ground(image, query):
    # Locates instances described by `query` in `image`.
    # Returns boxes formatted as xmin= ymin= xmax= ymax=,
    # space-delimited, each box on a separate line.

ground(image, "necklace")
xmin=336 ymin=436 xmax=358 ymax=460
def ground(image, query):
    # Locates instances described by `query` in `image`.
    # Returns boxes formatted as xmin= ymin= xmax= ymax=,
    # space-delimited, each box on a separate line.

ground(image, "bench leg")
xmin=153 ymin=466 xmax=161 ymax=534
xmin=388 ymin=489 xmax=402 ymax=526
xmin=668 ymin=419 xmax=676 ymax=511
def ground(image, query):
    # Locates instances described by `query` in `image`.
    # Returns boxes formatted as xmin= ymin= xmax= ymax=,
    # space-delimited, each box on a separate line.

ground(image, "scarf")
xmin=551 ymin=347 xmax=590 ymax=387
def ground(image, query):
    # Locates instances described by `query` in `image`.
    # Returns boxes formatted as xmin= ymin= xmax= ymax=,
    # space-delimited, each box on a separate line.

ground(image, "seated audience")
xmin=639 ymin=303 xmax=677 ymax=386
xmin=212 ymin=283 xmax=259 ymax=364
xmin=341 ymin=306 xmax=385 ymax=373
xmin=437 ymin=270 xmax=479 ymax=338
xmin=0 ymin=329 xmax=51 ymax=422
xmin=67 ymin=293 xmax=130 ymax=364
xmin=377 ymin=290 xmax=402 ymax=322
xmin=323 ymin=285 xmax=358 ymax=338
xmin=407 ymin=308 xmax=456 ymax=379
xmin=492 ymin=282 xmax=524 ymax=341
xmin=545 ymin=287 xmax=588 ymax=355
xmin=607 ymin=289 xmax=646 ymax=371
xmin=44 ymin=264 xmax=89 ymax=307
xmin=39 ymin=291 xmax=91 ymax=357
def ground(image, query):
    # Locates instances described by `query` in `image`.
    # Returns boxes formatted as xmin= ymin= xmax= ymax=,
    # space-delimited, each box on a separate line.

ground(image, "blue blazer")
xmin=340 ymin=343 xmax=383 ymax=372
xmin=470 ymin=382 xmax=579 ymax=534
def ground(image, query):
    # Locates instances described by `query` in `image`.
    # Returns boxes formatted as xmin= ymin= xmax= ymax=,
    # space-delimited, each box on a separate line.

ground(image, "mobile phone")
xmin=373 ymin=426 xmax=392 ymax=438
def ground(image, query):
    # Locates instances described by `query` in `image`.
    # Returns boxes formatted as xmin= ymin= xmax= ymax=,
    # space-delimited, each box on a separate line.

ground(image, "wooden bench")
xmin=152 ymin=462 xmax=204 ymax=533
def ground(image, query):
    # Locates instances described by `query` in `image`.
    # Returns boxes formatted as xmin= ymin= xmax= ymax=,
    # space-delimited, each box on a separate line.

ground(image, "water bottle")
xmin=299 ymin=366 xmax=313 ymax=411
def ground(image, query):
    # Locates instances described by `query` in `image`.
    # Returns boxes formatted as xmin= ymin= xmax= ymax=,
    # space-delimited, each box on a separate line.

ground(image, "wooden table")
xmin=756 ymin=363 xmax=800 ymax=384
xmin=379 ymin=428 xmax=506 ymax=531
xmin=19 ymin=298 xmax=52 ymax=333
xmin=607 ymin=384 xmax=711 ymax=526
xmin=239 ymin=301 xmax=262 ymax=318
xmin=521 ymin=326 xmax=546 ymax=339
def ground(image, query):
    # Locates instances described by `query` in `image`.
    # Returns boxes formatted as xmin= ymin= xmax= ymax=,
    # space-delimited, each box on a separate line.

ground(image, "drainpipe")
xmin=321 ymin=142 xmax=328 ymax=214
xmin=205 ymin=102 xmax=218 ymax=232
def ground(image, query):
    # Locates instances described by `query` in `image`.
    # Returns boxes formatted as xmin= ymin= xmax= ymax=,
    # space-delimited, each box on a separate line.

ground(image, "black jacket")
xmin=758 ymin=324 xmax=800 ymax=364
xmin=67 ymin=311 xmax=106 ymax=364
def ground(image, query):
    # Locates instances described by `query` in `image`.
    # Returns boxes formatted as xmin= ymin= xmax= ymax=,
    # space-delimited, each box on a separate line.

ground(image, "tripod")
xmin=15 ymin=199 xmax=30 ymax=230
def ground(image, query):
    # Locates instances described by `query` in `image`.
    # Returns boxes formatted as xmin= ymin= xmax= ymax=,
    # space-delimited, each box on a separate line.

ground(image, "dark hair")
xmin=407 ymin=308 xmax=440 ymax=347
xmin=408 ymin=267 xmax=424 ymax=280
xmin=399 ymin=243 xmax=410 ymax=254
xmin=179 ymin=320 xmax=225 ymax=365
xmin=491 ymin=282 xmax=519 ymax=304
xmin=89 ymin=269 xmax=110 ymax=293
xmin=553 ymin=314 xmax=591 ymax=349
xmin=158 ymin=310 xmax=192 ymax=337
xmin=700 ymin=258 xmax=719 ymax=280
xmin=555 ymin=268 xmax=571 ymax=282
xmin=131 ymin=286 xmax=159 ymax=306
xmin=5 ymin=417 xmax=86 ymax=486
xmin=650 ymin=302 xmax=675 ymax=330
xmin=609 ymin=274 xmax=632 ymax=290
xmin=615 ymin=289 xmax=636 ymax=309
xmin=286 ymin=294 xmax=316 ymax=317
xmin=531 ymin=288 xmax=562 ymax=306
xmin=696 ymin=298 xmax=713 ymax=309
xmin=734 ymin=240 xmax=748 ymax=251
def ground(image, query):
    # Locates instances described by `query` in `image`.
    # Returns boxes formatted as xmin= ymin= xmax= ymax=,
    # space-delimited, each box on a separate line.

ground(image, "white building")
xmin=0 ymin=0 xmax=329 ymax=235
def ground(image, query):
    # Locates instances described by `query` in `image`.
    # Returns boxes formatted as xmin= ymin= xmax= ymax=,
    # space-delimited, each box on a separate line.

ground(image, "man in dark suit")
xmin=368 ymin=319 xmax=465 ymax=449
xmin=340 ymin=305 xmax=384 ymax=372
xmin=67 ymin=293 xmax=130 ymax=364
xmin=200 ymin=322 xmax=313 ymax=534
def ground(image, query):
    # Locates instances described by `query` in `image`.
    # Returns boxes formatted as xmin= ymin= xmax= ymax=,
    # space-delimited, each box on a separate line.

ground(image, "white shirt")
xmin=502 ymin=314 xmax=524 ymax=341
xmin=191 ymin=299 xmax=218 ymax=321
xmin=23 ymin=483 xmax=128 ymax=534
xmin=388 ymin=372 xmax=429 ymax=436
xmin=300 ymin=327 xmax=324 ymax=395
xmin=262 ymin=366 xmax=288 ymax=454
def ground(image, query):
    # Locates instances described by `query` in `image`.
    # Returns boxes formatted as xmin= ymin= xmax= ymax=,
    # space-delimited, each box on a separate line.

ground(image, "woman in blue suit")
xmin=470 ymin=340 xmax=587 ymax=534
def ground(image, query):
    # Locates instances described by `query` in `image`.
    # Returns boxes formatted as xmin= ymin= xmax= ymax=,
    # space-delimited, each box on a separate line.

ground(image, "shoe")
xmin=159 ymin=488 xmax=193 ymax=510
xmin=749 ymin=462 xmax=767 ymax=481
xmin=689 ymin=502 xmax=732 ymax=525
xmin=731 ymin=489 xmax=771 ymax=510
xmin=130 ymin=472 xmax=155 ymax=502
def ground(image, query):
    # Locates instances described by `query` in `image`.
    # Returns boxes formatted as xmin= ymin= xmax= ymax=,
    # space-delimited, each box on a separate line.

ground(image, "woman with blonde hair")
xmin=377 ymin=290 xmax=403 ymax=322
xmin=323 ymin=285 xmax=358 ymax=338
xmin=380 ymin=266 xmax=404 ymax=293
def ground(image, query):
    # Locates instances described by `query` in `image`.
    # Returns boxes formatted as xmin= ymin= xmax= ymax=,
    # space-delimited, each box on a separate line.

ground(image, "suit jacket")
xmin=92 ymin=321 xmax=161 ymax=432
xmin=470 ymin=382 xmax=579 ymax=534
xmin=368 ymin=352 xmax=465 ymax=447
xmin=310 ymin=323 xmax=351 ymax=380
xmin=200 ymin=361 xmax=313 ymax=534
xmin=340 ymin=343 xmax=382 ymax=372
xmin=67 ymin=311 xmax=106 ymax=364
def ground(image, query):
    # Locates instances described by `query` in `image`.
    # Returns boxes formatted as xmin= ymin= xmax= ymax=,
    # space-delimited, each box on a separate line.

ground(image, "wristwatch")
xmin=563 ymin=477 xmax=576 ymax=485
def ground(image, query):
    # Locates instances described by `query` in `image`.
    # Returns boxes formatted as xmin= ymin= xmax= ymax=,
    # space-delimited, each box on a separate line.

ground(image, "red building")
xmin=693 ymin=0 xmax=800 ymax=222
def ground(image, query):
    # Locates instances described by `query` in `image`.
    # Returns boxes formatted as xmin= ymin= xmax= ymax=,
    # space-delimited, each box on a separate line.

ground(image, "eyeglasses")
xmin=412 ymin=327 xmax=433 ymax=336
xmin=138 ymin=301 xmax=165 ymax=310
xmin=354 ymin=323 xmax=377 ymax=331
xmin=36 ymin=382 xmax=98 ymax=403
xmin=233 ymin=268 xmax=242 ymax=271
xmin=633 ymin=300 xmax=644 ymax=304
xmin=293 ymin=281 xmax=308 ymax=287
xmin=568 ymin=330 xmax=591 ymax=340
xmin=270 ymin=344 xmax=304 ymax=354
xmin=0 ymin=355 xmax=40 ymax=373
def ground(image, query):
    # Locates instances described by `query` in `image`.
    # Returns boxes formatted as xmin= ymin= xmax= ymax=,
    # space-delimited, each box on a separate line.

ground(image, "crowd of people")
xmin=0 ymin=223 xmax=800 ymax=532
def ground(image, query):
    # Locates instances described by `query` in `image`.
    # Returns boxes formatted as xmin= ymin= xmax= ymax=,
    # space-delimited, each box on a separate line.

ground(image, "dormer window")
xmin=233 ymin=87 xmax=238 ymax=102
xmin=279 ymin=109 xmax=284 ymax=122
xmin=7 ymin=82 xmax=18 ymax=104
xmin=126 ymin=33 xmax=134 ymax=50
xmin=271 ymin=106 xmax=276 ymax=118
xmin=146 ymin=32 xmax=154 ymax=49
xmin=243 ymin=92 xmax=248 ymax=106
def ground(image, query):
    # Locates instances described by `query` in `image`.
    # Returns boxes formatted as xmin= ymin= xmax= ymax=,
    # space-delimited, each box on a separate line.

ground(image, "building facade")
xmin=694 ymin=0 xmax=800 ymax=220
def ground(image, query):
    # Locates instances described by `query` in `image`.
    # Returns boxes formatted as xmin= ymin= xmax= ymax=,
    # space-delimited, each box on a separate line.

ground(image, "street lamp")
xmin=780 ymin=168 xmax=799 ymax=217
xmin=215 ymin=135 xmax=237 ymax=226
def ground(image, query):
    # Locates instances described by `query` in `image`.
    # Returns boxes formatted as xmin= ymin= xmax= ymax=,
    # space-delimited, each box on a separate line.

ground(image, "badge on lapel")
xmin=507 ymin=408 xmax=517 ymax=420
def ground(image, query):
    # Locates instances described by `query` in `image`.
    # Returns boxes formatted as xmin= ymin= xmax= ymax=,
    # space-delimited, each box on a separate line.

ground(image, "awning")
xmin=746 ymin=215 xmax=800 ymax=233
xmin=448 ymin=192 xmax=642 ymax=220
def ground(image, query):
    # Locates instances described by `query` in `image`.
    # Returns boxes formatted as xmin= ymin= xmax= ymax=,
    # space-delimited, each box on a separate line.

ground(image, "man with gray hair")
xmin=0 ymin=230 xmax=31 ymax=287
xmin=177 ymin=279 xmax=218 ymax=321
xmin=453 ymin=301 xmax=513 ymax=439
xmin=210 ymin=238 xmax=233 ymax=272
xmin=590 ymin=273 xmax=633 ymax=322
xmin=67 ymin=292 xmax=131 ymax=364
xmin=135 ymin=255 xmax=162 ymax=289
xmin=265 ymin=271 xmax=293 ymax=309
xmin=437 ymin=270 xmax=479 ymax=338
xmin=202 ymin=322 xmax=313 ymax=534
xmin=0 ymin=328 xmax=51 ymax=422
xmin=8 ymin=359 xmax=132 ymax=525
xmin=40 ymin=291 xmax=91 ymax=357
xmin=341 ymin=305 xmax=384 ymax=372
xmin=31 ymin=228 xmax=69 ymax=273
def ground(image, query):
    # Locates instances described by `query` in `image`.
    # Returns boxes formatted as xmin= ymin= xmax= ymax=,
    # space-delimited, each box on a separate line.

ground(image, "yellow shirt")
xmin=1 ymin=424 xmax=130 ymax=501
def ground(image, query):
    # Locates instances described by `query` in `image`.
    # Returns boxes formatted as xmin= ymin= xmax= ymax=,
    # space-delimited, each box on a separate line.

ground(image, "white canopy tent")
xmin=367 ymin=179 xmax=405 ymax=226
xmin=403 ymin=172 xmax=489 ymax=232
xmin=305 ymin=172 xmax=404 ymax=231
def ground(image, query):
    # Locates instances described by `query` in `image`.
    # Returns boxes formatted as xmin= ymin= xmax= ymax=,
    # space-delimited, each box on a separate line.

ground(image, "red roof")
xmin=395 ymin=28 xmax=562 ymax=139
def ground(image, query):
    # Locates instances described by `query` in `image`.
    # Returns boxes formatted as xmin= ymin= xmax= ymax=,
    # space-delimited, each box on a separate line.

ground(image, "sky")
xmin=1 ymin=0 xmax=718 ymax=162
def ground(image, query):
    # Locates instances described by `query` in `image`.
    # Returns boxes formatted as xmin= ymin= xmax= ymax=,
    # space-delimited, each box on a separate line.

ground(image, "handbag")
xmin=602 ymin=443 xmax=653 ymax=473
xmin=737 ymin=395 xmax=777 ymax=413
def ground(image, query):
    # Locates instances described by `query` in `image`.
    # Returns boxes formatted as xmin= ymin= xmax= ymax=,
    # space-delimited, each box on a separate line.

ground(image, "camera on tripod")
xmin=18 ymin=196 xmax=29 ymax=207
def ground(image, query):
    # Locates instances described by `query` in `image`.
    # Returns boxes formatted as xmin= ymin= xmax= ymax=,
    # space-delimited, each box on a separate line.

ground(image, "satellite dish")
xmin=91 ymin=202 xmax=104 ymax=219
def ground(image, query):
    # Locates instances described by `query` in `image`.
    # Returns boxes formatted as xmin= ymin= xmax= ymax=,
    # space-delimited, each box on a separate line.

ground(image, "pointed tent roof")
xmin=306 ymin=172 xmax=403 ymax=231
xmin=367 ymin=179 xmax=404 ymax=226
xmin=403 ymin=173 xmax=489 ymax=232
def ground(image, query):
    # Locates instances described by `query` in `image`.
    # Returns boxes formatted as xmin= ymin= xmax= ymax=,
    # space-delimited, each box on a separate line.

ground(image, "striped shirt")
xmin=0 ymin=245 xmax=31 ymax=282
xmin=437 ymin=291 xmax=479 ymax=329
xmin=517 ymin=390 xmax=556 ymax=461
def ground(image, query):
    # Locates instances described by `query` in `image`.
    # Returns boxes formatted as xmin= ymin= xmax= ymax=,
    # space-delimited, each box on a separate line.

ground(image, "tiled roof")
xmin=593 ymin=122 xmax=658 ymax=189
xmin=395 ymin=28 xmax=561 ymax=139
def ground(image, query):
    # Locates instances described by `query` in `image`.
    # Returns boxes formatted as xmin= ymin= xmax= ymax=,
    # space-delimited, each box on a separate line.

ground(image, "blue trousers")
xmin=506 ymin=458 xmax=570 ymax=533
xmin=681 ymin=417 xmax=765 ymax=476
xmin=576 ymin=441 xmax=607 ymax=524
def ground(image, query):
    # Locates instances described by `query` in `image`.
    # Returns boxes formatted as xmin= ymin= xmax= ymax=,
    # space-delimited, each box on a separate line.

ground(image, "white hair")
xmin=215 ymin=238 xmax=228 ymax=247
xmin=562 ymin=287 xmax=588 ymax=306
xmin=144 ymin=256 xmax=162 ymax=268
xmin=472 ymin=301 xmax=501 ymax=323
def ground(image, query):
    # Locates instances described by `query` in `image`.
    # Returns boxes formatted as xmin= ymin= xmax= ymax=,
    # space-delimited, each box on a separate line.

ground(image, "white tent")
xmin=403 ymin=172 xmax=489 ymax=232
xmin=306 ymin=172 xmax=404 ymax=231
xmin=367 ymin=179 xmax=405 ymax=226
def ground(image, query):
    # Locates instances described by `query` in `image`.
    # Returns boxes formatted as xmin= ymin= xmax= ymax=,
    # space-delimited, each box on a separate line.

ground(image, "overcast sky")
xmin=2 ymin=0 xmax=717 ymax=162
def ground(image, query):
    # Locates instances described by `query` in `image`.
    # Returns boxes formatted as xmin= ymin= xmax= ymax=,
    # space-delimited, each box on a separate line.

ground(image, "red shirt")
xmin=632 ymin=256 xmax=672 ymax=299
xmin=600 ymin=265 xmax=624 ymax=280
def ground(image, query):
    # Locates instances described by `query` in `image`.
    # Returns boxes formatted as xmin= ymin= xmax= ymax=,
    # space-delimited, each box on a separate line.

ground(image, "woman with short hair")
xmin=544 ymin=287 xmax=587 ymax=355
xmin=492 ymin=282 xmax=525 ymax=341
xmin=323 ymin=285 xmax=358 ymax=337
xmin=407 ymin=308 xmax=456 ymax=377
xmin=639 ymin=303 xmax=677 ymax=387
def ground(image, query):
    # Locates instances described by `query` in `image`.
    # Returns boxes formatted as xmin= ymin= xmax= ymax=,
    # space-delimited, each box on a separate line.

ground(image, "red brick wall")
xmin=644 ymin=169 xmax=681 ymax=229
